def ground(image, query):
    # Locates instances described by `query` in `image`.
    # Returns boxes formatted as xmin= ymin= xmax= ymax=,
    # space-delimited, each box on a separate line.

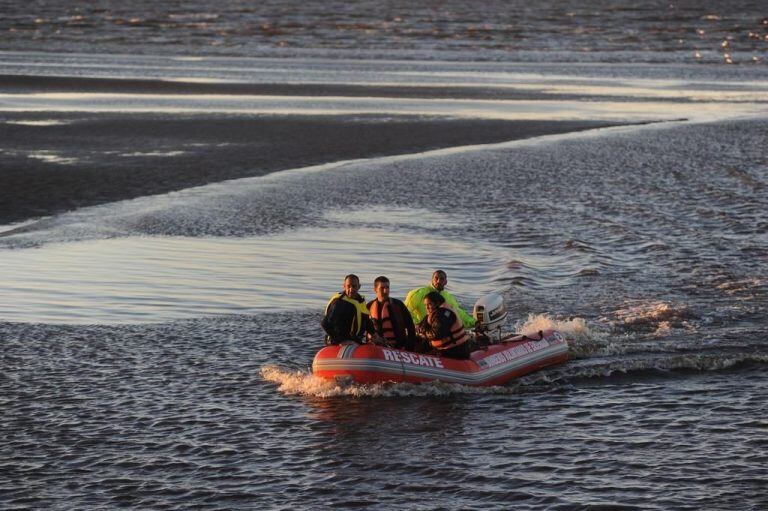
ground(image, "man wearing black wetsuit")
xmin=321 ymin=274 xmax=376 ymax=345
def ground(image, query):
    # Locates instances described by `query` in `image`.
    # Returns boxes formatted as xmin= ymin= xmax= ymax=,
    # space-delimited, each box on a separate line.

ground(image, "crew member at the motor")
xmin=367 ymin=275 xmax=417 ymax=351
xmin=417 ymin=291 xmax=473 ymax=359
xmin=321 ymin=274 xmax=377 ymax=345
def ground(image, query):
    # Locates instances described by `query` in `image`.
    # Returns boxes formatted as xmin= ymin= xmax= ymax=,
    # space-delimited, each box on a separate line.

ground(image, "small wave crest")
xmin=610 ymin=300 xmax=697 ymax=336
xmin=716 ymin=277 xmax=767 ymax=295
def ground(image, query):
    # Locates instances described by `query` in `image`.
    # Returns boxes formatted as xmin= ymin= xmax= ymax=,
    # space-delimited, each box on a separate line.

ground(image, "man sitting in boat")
xmin=416 ymin=291 xmax=473 ymax=360
xmin=367 ymin=275 xmax=417 ymax=351
xmin=405 ymin=270 xmax=476 ymax=329
xmin=321 ymin=274 xmax=377 ymax=345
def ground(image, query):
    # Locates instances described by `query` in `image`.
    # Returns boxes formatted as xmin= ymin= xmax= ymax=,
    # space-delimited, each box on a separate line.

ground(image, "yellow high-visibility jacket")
xmin=404 ymin=285 xmax=476 ymax=328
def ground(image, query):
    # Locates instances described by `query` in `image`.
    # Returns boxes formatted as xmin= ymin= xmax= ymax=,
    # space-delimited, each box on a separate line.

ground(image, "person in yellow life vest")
xmin=417 ymin=291 xmax=472 ymax=359
xmin=405 ymin=270 xmax=476 ymax=329
xmin=367 ymin=275 xmax=417 ymax=351
xmin=321 ymin=274 xmax=376 ymax=345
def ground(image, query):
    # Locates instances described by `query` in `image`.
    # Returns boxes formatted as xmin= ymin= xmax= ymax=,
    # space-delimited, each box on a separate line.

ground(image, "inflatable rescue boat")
xmin=313 ymin=293 xmax=570 ymax=387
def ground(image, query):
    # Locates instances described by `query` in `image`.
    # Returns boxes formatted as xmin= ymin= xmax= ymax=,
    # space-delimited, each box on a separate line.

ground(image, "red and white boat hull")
xmin=313 ymin=329 xmax=569 ymax=386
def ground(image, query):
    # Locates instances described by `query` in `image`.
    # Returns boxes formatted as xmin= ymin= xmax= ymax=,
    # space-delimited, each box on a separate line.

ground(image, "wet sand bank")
xmin=0 ymin=74 xmax=562 ymax=100
xmin=0 ymin=111 xmax=625 ymax=225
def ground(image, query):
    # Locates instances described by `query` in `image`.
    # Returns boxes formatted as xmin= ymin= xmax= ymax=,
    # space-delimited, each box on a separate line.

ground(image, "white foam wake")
xmin=514 ymin=313 xmax=608 ymax=359
xmin=515 ymin=313 xmax=594 ymax=341
xmin=260 ymin=365 xmax=523 ymax=398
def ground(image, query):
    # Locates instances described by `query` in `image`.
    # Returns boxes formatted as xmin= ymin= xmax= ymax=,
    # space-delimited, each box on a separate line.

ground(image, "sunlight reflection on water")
xmin=0 ymin=226 xmax=507 ymax=324
xmin=2 ymin=92 xmax=765 ymax=122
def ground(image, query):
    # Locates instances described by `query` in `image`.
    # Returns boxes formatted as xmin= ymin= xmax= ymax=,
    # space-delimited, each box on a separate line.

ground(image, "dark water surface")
xmin=2 ymin=316 xmax=767 ymax=510
xmin=1 ymin=2 xmax=768 ymax=510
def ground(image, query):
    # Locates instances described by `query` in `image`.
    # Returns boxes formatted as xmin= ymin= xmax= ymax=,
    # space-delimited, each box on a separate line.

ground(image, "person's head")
xmin=373 ymin=276 xmax=390 ymax=301
xmin=343 ymin=274 xmax=361 ymax=297
xmin=424 ymin=291 xmax=445 ymax=315
xmin=431 ymin=270 xmax=447 ymax=291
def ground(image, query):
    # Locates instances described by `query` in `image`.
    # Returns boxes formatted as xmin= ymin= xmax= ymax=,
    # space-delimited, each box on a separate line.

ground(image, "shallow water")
xmin=0 ymin=224 xmax=508 ymax=323
xmin=2 ymin=17 xmax=768 ymax=511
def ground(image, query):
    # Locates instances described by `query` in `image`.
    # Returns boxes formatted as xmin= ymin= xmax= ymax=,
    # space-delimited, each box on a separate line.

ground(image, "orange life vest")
xmin=368 ymin=299 xmax=407 ymax=343
xmin=428 ymin=304 xmax=469 ymax=351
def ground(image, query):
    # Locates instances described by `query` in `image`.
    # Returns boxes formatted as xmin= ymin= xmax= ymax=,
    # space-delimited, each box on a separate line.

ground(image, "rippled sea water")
xmin=1 ymin=0 xmax=767 ymax=64
xmin=3 ymin=316 xmax=767 ymax=510
xmin=2 ymin=2 xmax=768 ymax=510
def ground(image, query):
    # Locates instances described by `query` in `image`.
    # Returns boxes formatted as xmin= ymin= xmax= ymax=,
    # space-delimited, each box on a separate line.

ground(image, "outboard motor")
xmin=473 ymin=293 xmax=508 ymax=343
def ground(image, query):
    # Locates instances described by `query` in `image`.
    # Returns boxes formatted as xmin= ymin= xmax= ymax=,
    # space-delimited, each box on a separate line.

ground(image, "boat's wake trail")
xmin=263 ymin=311 xmax=768 ymax=397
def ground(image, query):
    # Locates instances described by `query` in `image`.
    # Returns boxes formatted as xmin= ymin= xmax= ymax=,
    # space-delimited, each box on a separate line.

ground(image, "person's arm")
xmin=436 ymin=310 xmax=455 ymax=340
xmin=321 ymin=299 xmax=341 ymax=341
xmin=417 ymin=316 xmax=437 ymax=340
xmin=444 ymin=292 xmax=476 ymax=328
xmin=418 ymin=310 xmax=451 ymax=340
xmin=365 ymin=299 xmax=377 ymax=341
xmin=362 ymin=311 xmax=377 ymax=339
xmin=401 ymin=301 xmax=417 ymax=344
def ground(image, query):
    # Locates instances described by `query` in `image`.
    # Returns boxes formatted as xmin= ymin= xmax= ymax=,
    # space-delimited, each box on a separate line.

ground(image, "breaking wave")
xmin=515 ymin=313 xmax=595 ymax=342
xmin=610 ymin=300 xmax=697 ymax=335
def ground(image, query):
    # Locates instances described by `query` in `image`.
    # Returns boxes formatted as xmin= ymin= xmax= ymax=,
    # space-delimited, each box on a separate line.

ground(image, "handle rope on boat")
xmin=499 ymin=330 xmax=545 ymax=344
